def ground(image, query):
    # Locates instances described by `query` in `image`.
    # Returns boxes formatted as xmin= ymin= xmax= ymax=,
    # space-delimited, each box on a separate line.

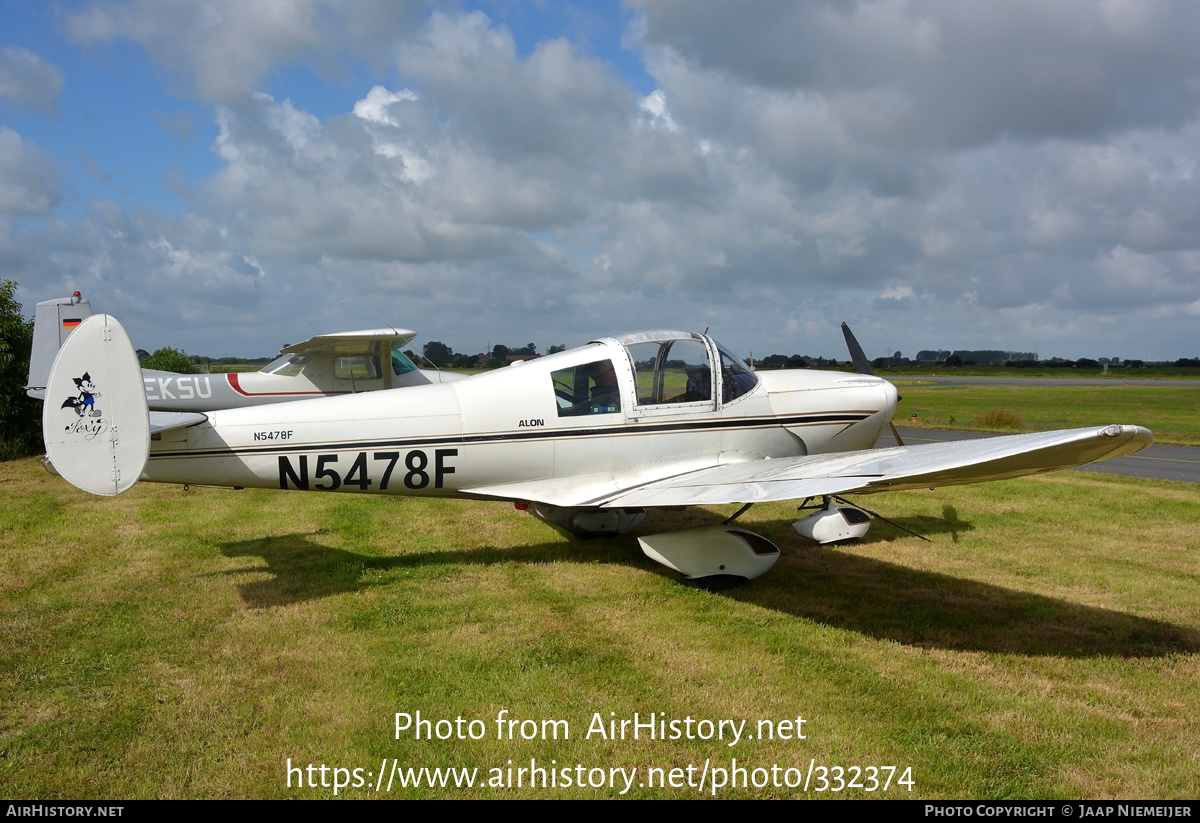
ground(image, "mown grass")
xmin=2 ymin=458 xmax=1198 ymax=799
xmin=877 ymin=366 xmax=1200 ymax=380
xmin=892 ymin=383 xmax=1200 ymax=445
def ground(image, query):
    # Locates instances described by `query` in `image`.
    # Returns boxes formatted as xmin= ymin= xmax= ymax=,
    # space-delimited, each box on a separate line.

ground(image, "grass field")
xmin=876 ymin=366 xmax=1200 ymax=380
xmin=892 ymin=383 xmax=1200 ymax=446
xmin=2 ymin=456 xmax=1197 ymax=799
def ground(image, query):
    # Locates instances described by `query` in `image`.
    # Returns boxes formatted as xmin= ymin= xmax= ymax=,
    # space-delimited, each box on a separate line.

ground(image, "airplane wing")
xmin=278 ymin=328 xmax=417 ymax=357
xmin=592 ymin=425 xmax=1153 ymax=508
xmin=464 ymin=425 xmax=1153 ymax=508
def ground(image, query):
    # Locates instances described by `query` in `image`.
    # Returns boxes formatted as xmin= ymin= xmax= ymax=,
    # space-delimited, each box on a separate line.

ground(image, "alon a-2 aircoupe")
xmin=25 ymin=292 xmax=463 ymax=413
xmin=42 ymin=314 xmax=1153 ymax=587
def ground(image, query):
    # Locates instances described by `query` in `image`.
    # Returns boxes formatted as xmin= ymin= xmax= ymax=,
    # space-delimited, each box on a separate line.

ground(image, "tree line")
xmin=0 ymin=281 xmax=40 ymax=459
xmin=418 ymin=341 xmax=567 ymax=369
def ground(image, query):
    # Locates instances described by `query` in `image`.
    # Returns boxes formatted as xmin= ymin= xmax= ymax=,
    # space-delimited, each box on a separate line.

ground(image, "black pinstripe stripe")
xmin=149 ymin=411 xmax=878 ymax=460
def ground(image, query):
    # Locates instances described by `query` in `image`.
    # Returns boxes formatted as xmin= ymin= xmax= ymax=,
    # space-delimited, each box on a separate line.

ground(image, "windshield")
xmin=259 ymin=354 xmax=309 ymax=376
xmin=716 ymin=341 xmax=758 ymax=403
xmin=391 ymin=342 xmax=419 ymax=376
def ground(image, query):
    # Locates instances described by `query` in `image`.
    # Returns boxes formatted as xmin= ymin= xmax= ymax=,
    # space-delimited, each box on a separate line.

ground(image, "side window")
xmin=335 ymin=355 xmax=382 ymax=380
xmin=624 ymin=339 xmax=713 ymax=406
xmin=660 ymin=339 xmax=712 ymax=404
xmin=625 ymin=342 xmax=663 ymax=405
xmin=551 ymin=360 xmax=622 ymax=417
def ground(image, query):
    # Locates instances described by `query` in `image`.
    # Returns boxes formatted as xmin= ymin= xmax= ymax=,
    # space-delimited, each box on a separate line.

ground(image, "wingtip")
xmin=1130 ymin=425 xmax=1154 ymax=447
xmin=1100 ymin=424 xmax=1154 ymax=452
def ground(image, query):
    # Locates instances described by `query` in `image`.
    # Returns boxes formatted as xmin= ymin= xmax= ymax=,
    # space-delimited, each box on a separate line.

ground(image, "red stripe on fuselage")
xmin=225 ymin=372 xmax=330 ymax=397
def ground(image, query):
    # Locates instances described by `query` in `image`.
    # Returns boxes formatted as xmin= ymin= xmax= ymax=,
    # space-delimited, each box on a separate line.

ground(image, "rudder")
xmin=26 ymin=292 xmax=93 ymax=399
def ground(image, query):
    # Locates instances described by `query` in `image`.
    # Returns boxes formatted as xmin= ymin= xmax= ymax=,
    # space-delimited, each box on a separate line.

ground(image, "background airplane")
xmin=24 ymin=292 xmax=463 ymax=412
xmin=42 ymin=315 xmax=1152 ymax=587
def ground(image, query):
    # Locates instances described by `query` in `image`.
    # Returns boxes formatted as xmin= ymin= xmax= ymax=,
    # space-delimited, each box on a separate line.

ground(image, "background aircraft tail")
xmin=26 ymin=292 xmax=93 ymax=399
xmin=42 ymin=314 xmax=150 ymax=496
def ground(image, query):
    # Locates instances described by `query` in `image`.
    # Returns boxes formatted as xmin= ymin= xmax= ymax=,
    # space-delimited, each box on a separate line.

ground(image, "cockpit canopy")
xmin=625 ymin=335 xmax=713 ymax=406
xmin=259 ymin=341 xmax=420 ymax=379
xmin=611 ymin=331 xmax=759 ymax=408
xmin=550 ymin=332 xmax=757 ymax=419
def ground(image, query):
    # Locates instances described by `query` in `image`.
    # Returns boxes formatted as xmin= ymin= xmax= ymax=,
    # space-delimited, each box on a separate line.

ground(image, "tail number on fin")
xmin=279 ymin=449 xmax=458 ymax=491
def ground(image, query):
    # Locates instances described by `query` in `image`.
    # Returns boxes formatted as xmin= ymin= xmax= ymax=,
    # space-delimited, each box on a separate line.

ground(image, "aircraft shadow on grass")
xmin=737 ymin=528 xmax=1199 ymax=660
xmin=215 ymin=508 xmax=1199 ymax=660
xmin=213 ymin=532 xmax=635 ymax=609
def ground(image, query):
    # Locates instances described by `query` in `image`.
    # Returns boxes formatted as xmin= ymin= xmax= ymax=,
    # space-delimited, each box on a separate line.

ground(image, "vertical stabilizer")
xmin=42 ymin=314 xmax=149 ymax=496
xmin=27 ymin=293 xmax=93 ymax=399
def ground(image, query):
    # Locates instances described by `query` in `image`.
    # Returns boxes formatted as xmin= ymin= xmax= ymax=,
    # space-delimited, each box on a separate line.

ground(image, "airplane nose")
xmin=882 ymin=379 xmax=899 ymax=418
xmin=838 ymin=377 xmax=898 ymax=450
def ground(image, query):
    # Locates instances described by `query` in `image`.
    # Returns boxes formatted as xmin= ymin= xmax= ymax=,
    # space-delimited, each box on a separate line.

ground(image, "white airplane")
xmin=42 ymin=315 xmax=1153 ymax=587
xmin=24 ymin=292 xmax=463 ymax=412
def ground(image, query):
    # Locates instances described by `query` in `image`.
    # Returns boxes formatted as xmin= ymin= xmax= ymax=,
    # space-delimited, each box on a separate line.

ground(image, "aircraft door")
xmin=618 ymin=335 xmax=719 ymax=469
xmin=548 ymin=356 xmax=629 ymax=479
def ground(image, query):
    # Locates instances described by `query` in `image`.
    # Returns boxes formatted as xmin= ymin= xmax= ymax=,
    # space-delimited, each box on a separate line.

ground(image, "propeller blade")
xmin=840 ymin=322 xmax=874 ymax=375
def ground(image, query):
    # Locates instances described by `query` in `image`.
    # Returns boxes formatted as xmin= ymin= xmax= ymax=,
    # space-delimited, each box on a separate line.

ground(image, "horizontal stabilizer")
xmin=149 ymin=412 xmax=208 ymax=434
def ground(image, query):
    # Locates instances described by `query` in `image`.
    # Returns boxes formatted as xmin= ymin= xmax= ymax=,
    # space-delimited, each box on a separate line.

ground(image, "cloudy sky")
xmin=2 ymin=1 xmax=1199 ymax=361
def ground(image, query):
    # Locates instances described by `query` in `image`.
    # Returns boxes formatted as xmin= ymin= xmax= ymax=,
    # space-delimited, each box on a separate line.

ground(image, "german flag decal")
xmin=62 ymin=318 xmax=82 ymax=329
